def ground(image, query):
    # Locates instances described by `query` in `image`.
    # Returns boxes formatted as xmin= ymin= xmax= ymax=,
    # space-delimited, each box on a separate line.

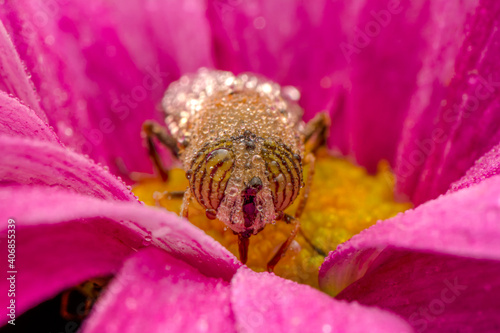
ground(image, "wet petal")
xmin=320 ymin=175 xmax=500 ymax=332
xmin=395 ymin=0 xmax=500 ymax=204
xmin=0 ymin=186 xmax=239 ymax=318
xmin=206 ymin=0 xmax=355 ymax=152
xmin=0 ymin=20 xmax=46 ymax=122
xmin=207 ymin=0 xmax=487 ymax=172
xmin=83 ymin=248 xmax=235 ymax=333
xmin=0 ymin=190 xmax=139 ymax=317
xmin=448 ymin=142 xmax=500 ymax=193
xmin=336 ymin=250 xmax=500 ymax=333
xmin=0 ymin=135 xmax=136 ymax=202
xmin=3 ymin=186 xmax=239 ymax=278
xmin=231 ymin=268 xmax=412 ymax=333
xmin=347 ymin=0 xmax=477 ymax=171
xmin=0 ymin=91 xmax=59 ymax=143
xmin=0 ymin=0 xmax=212 ymax=177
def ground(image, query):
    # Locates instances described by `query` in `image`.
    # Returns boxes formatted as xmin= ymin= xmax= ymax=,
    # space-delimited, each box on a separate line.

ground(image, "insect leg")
xmin=267 ymin=214 xmax=300 ymax=272
xmin=298 ymin=228 xmax=327 ymax=257
xmin=60 ymin=289 xmax=80 ymax=321
xmin=294 ymin=154 xmax=327 ymax=257
xmin=180 ymin=187 xmax=192 ymax=218
xmin=153 ymin=190 xmax=186 ymax=207
xmin=303 ymin=112 xmax=330 ymax=154
xmin=142 ymin=120 xmax=180 ymax=182
xmin=295 ymin=113 xmax=331 ymax=257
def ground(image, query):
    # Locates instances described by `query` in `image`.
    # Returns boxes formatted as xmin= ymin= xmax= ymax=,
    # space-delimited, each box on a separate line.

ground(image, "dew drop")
xmin=228 ymin=187 xmax=239 ymax=196
xmin=142 ymin=232 xmax=152 ymax=246
xmin=322 ymin=324 xmax=332 ymax=333
xmin=252 ymin=155 xmax=263 ymax=164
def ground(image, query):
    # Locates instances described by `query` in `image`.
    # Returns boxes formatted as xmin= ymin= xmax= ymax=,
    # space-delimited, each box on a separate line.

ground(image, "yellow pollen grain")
xmin=133 ymin=150 xmax=412 ymax=288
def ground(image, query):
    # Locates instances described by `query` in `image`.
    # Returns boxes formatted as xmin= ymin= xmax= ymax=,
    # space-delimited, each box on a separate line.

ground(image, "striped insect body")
xmin=145 ymin=68 xmax=329 ymax=269
xmin=161 ymin=69 xmax=305 ymax=236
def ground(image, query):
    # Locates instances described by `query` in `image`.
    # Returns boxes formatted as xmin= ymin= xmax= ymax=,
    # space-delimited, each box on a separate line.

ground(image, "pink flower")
xmin=1 ymin=0 xmax=500 ymax=332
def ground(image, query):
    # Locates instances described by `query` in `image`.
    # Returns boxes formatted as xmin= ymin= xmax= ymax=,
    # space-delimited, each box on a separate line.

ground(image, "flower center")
xmin=133 ymin=149 xmax=411 ymax=288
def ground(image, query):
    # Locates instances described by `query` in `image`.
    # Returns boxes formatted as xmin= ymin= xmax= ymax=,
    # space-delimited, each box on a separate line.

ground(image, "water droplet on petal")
xmin=142 ymin=232 xmax=152 ymax=246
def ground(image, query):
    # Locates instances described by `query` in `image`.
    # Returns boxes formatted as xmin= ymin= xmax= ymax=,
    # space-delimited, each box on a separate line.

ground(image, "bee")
xmin=143 ymin=69 xmax=329 ymax=271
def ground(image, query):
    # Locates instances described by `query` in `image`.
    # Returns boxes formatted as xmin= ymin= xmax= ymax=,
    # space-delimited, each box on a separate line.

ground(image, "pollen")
xmin=133 ymin=149 xmax=411 ymax=288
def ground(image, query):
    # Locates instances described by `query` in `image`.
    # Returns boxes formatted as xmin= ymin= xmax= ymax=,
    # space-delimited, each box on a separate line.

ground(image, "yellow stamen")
xmin=133 ymin=150 xmax=411 ymax=288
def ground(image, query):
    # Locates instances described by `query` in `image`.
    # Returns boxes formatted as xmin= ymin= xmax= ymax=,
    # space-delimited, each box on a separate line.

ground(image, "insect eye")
xmin=190 ymin=148 xmax=235 ymax=211
xmin=262 ymin=144 xmax=302 ymax=211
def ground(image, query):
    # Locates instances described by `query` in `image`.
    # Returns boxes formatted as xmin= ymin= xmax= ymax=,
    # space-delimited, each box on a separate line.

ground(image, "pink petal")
xmin=448 ymin=142 xmax=500 ymax=192
xmin=0 ymin=191 xmax=139 ymax=317
xmin=231 ymin=268 xmax=412 ymax=333
xmin=207 ymin=0 xmax=355 ymax=152
xmin=0 ymin=135 xmax=136 ymax=202
xmin=102 ymin=0 xmax=213 ymax=75
xmin=1 ymin=0 xmax=212 ymax=178
xmin=207 ymin=0 xmax=485 ymax=170
xmin=0 ymin=20 xmax=46 ymax=122
xmin=336 ymin=250 xmax=500 ymax=333
xmin=347 ymin=0 xmax=477 ymax=171
xmin=0 ymin=186 xmax=239 ymax=319
xmin=0 ymin=91 xmax=59 ymax=142
xmin=319 ymin=175 xmax=500 ymax=332
xmin=393 ymin=0 xmax=473 ymax=202
xmin=83 ymin=248 xmax=235 ymax=333
xmin=395 ymin=0 xmax=500 ymax=204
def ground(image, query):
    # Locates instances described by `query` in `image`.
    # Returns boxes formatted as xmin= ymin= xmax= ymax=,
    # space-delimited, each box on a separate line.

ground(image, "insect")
xmin=143 ymin=69 xmax=329 ymax=271
xmin=60 ymin=277 xmax=110 ymax=321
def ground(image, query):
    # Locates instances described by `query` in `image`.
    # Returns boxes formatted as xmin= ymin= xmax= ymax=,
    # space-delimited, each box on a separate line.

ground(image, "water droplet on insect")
xmin=252 ymin=155 xmax=263 ymax=164
xmin=289 ymin=240 xmax=301 ymax=253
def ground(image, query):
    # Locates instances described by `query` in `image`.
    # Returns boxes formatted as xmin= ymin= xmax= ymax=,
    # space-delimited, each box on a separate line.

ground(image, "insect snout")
xmin=243 ymin=176 xmax=264 ymax=229
xmin=245 ymin=176 xmax=263 ymax=196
